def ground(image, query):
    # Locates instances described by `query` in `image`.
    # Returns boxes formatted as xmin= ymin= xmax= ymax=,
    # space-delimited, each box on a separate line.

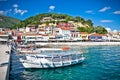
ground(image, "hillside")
xmin=13 ymin=13 xmax=94 ymax=28
xmin=13 ymin=13 xmax=107 ymax=34
xmin=0 ymin=15 xmax=20 ymax=28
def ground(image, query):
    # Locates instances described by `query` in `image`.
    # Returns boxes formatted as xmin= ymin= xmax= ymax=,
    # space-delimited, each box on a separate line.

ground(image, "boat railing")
xmin=29 ymin=54 xmax=83 ymax=62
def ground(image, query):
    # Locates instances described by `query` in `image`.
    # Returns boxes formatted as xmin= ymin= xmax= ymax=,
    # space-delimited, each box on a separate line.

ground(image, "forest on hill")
xmin=0 ymin=15 xmax=20 ymax=28
xmin=12 ymin=13 xmax=107 ymax=34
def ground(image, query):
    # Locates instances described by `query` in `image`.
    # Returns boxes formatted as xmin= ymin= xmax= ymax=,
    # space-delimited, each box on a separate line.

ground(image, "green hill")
xmin=13 ymin=13 xmax=107 ymax=34
xmin=0 ymin=15 xmax=20 ymax=28
xmin=13 ymin=13 xmax=94 ymax=28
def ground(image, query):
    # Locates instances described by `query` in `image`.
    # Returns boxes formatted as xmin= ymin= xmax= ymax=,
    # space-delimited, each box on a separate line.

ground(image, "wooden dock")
xmin=0 ymin=44 xmax=11 ymax=80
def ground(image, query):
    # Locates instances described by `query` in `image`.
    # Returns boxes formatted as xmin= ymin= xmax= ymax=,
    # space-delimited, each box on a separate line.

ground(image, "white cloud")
xmin=13 ymin=4 xmax=18 ymax=8
xmin=14 ymin=8 xmax=28 ymax=15
xmin=113 ymin=10 xmax=120 ymax=14
xmin=85 ymin=10 xmax=95 ymax=14
xmin=100 ymin=20 xmax=113 ymax=22
xmin=106 ymin=27 xmax=111 ymax=32
xmin=49 ymin=5 xmax=55 ymax=11
xmin=0 ymin=11 xmax=4 ymax=15
xmin=0 ymin=9 xmax=12 ymax=15
xmin=99 ymin=7 xmax=111 ymax=12
xmin=113 ymin=29 xmax=117 ymax=33
xmin=13 ymin=4 xmax=28 ymax=15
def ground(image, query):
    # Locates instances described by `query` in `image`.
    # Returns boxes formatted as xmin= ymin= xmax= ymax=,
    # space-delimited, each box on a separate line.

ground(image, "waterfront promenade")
xmin=36 ymin=42 xmax=120 ymax=46
xmin=0 ymin=44 xmax=11 ymax=80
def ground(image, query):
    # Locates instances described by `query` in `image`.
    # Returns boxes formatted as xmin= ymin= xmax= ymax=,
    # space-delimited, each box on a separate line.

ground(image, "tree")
xmin=65 ymin=16 xmax=74 ymax=22
xmin=94 ymin=26 xmax=108 ymax=34
xmin=85 ymin=19 xmax=93 ymax=27
xmin=77 ymin=27 xmax=86 ymax=32
xmin=86 ymin=27 xmax=94 ymax=33
xmin=75 ymin=16 xmax=81 ymax=22
xmin=80 ymin=18 xmax=85 ymax=24
xmin=77 ymin=26 xmax=94 ymax=33
xmin=45 ymin=21 xmax=49 ymax=26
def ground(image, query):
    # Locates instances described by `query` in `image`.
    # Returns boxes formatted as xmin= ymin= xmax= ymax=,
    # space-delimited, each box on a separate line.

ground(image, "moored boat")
xmin=12 ymin=43 xmax=70 ymax=54
xmin=20 ymin=53 xmax=85 ymax=68
xmin=11 ymin=42 xmax=85 ymax=68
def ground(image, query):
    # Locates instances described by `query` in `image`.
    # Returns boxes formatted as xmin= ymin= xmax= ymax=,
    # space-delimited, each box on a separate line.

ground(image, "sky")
xmin=0 ymin=0 xmax=120 ymax=31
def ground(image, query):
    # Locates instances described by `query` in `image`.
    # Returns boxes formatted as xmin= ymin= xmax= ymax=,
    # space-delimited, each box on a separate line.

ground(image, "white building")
xmin=25 ymin=27 xmax=30 ymax=32
xmin=70 ymin=29 xmax=81 ymax=40
xmin=53 ymin=27 xmax=71 ymax=40
xmin=0 ymin=28 xmax=3 ymax=31
xmin=38 ymin=30 xmax=46 ymax=34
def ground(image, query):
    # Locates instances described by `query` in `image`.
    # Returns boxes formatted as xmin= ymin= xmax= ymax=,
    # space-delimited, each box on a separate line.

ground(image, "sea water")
xmin=10 ymin=46 xmax=120 ymax=80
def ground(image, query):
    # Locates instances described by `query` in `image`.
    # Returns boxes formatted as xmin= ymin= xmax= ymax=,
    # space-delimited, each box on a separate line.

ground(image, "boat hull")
xmin=20 ymin=57 xmax=85 ymax=68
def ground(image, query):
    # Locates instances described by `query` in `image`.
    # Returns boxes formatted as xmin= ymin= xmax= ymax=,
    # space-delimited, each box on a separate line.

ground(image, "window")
xmin=98 ymin=36 xmax=102 ymax=39
xmin=91 ymin=36 xmax=96 ymax=39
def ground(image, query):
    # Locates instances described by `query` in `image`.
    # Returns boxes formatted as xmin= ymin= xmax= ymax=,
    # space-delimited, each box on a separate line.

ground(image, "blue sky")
xmin=0 ymin=0 xmax=120 ymax=31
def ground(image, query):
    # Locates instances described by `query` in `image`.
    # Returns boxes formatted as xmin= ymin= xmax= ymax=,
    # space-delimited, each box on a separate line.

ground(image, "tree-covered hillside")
xmin=12 ymin=13 xmax=107 ymax=34
xmin=13 ymin=13 xmax=93 ymax=27
xmin=0 ymin=15 xmax=20 ymax=28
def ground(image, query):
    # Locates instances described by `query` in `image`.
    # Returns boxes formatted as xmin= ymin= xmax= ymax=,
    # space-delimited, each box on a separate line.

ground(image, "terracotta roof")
xmin=61 ymin=27 xmax=70 ymax=30
xmin=35 ymin=34 xmax=42 ymax=36
xmin=42 ymin=34 xmax=48 ymax=36
xmin=21 ymin=33 xmax=48 ymax=36
xmin=39 ymin=30 xmax=47 ymax=32
xmin=21 ymin=32 xmax=37 ymax=36
xmin=80 ymin=32 xmax=88 ymax=34
xmin=89 ymin=33 xmax=107 ymax=36
xmin=22 ymin=34 xmax=41 ymax=36
xmin=60 ymin=27 xmax=75 ymax=30
xmin=0 ymin=31 xmax=6 ymax=34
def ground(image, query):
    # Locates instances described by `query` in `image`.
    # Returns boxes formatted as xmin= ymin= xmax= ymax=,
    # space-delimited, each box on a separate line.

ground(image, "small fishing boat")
xmin=20 ymin=53 xmax=85 ymax=68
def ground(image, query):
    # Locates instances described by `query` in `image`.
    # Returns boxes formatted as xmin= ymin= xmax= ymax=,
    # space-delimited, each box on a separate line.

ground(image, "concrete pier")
xmin=0 ymin=44 xmax=11 ymax=80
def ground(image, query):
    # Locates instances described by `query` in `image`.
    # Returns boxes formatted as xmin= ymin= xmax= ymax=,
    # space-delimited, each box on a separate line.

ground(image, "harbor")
xmin=0 ymin=0 xmax=120 ymax=79
xmin=10 ymin=45 xmax=120 ymax=80
xmin=0 ymin=41 xmax=120 ymax=79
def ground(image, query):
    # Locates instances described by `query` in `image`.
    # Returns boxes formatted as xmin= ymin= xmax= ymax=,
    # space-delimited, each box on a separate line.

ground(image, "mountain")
xmin=0 ymin=15 xmax=20 ymax=28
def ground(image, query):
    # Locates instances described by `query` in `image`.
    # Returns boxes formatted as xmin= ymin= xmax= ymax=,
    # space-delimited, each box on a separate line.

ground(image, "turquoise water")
xmin=10 ymin=46 xmax=120 ymax=80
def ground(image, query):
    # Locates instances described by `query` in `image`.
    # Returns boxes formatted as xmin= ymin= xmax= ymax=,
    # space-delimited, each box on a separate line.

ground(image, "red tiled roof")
xmin=39 ymin=29 xmax=47 ymax=32
xmin=60 ymin=27 xmax=75 ymax=30
xmin=80 ymin=32 xmax=88 ymax=34
xmin=42 ymin=34 xmax=48 ymax=36
xmin=90 ymin=33 xmax=107 ymax=36
xmin=61 ymin=27 xmax=71 ymax=30
xmin=0 ymin=31 xmax=5 ymax=34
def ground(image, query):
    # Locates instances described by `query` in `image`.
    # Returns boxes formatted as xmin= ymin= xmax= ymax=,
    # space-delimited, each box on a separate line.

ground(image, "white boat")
xmin=20 ymin=53 xmax=85 ymax=68
xmin=14 ymin=45 xmax=70 ymax=54
xmin=11 ymin=43 xmax=85 ymax=68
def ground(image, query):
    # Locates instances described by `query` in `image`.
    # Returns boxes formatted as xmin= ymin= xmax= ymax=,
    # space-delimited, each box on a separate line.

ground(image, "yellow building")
xmin=79 ymin=32 xmax=89 ymax=40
